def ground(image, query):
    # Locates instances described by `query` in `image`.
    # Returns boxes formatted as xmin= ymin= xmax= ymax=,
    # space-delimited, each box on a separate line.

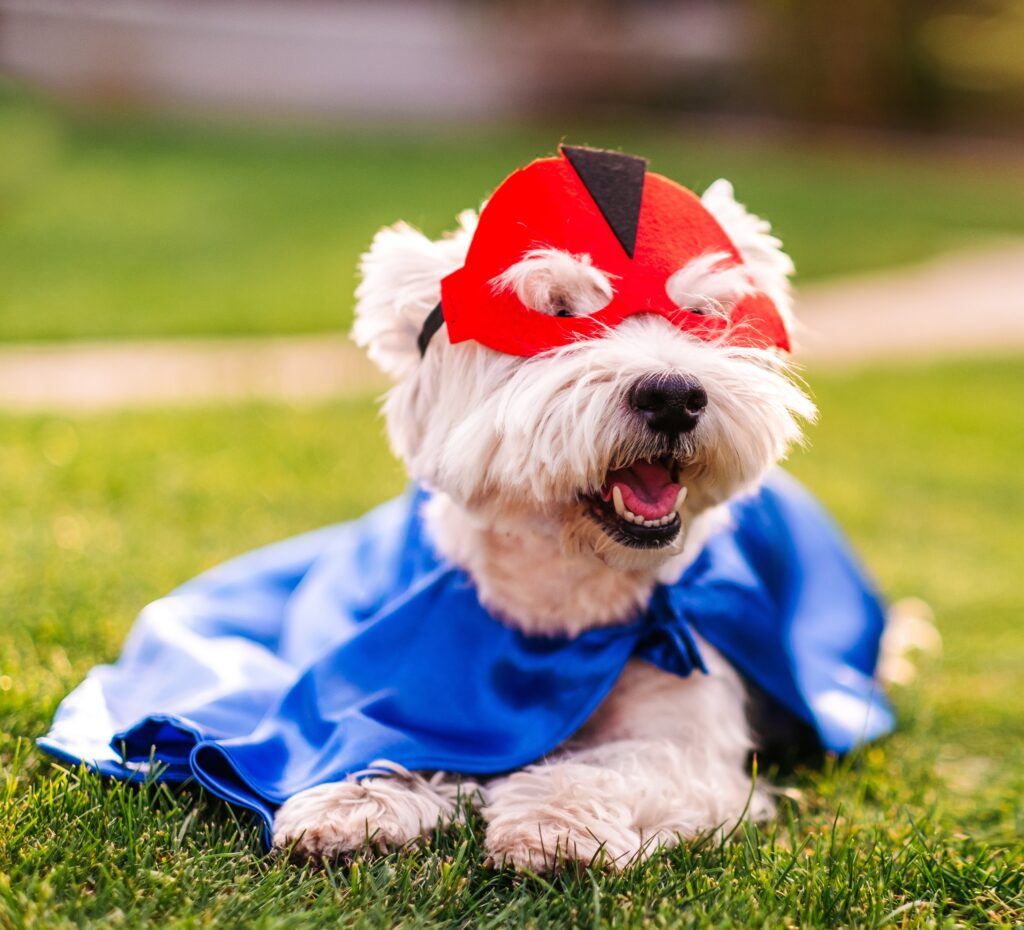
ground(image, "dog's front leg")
xmin=272 ymin=763 xmax=472 ymax=860
xmin=483 ymin=650 xmax=773 ymax=871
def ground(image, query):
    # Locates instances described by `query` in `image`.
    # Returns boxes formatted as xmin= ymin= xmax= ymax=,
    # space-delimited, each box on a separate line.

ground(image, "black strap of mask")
xmin=417 ymin=302 xmax=445 ymax=357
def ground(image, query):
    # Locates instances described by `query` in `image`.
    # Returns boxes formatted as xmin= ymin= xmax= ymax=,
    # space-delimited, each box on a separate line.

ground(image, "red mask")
xmin=419 ymin=145 xmax=790 ymax=358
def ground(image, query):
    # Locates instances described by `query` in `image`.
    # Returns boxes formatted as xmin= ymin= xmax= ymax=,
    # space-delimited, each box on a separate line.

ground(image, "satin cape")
xmin=39 ymin=472 xmax=893 ymax=840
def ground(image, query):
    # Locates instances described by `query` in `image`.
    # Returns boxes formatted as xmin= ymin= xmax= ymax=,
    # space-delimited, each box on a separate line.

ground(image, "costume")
xmin=39 ymin=472 xmax=892 ymax=841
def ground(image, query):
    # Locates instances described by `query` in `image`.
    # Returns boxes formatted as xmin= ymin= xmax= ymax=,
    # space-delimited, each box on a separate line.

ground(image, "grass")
xmin=4 ymin=85 xmax=1024 ymax=343
xmin=1 ymin=356 xmax=1022 ymax=928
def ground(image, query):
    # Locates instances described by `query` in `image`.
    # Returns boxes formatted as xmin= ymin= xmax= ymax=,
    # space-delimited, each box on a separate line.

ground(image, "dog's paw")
xmin=482 ymin=743 xmax=775 ymax=872
xmin=484 ymin=814 xmax=644 ymax=872
xmin=879 ymin=597 xmax=941 ymax=686
xmin=272 ymin=762 xmax=470 ymax=860
xmin=482 ymin=763 xmax=649 ymax=872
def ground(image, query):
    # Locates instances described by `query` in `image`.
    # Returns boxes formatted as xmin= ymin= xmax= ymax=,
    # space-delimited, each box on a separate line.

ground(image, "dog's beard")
xmin=386 ymin=317 xmax=814 ymax=575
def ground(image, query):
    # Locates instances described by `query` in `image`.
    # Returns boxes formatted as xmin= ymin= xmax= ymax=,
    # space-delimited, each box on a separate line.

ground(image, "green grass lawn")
xmin=1 ymin=357 xmax=1021 ymax=928
xmin=4 ymin=84 xmax=1024 ymax=343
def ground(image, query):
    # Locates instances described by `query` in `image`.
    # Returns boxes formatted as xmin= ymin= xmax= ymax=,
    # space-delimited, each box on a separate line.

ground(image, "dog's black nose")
xmin=629 ymin=375 xmax=707 ymax=436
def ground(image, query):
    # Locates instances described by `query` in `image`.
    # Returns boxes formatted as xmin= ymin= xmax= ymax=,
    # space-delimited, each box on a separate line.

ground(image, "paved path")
xmin=1 ymin=242 xmax=1022 ymax=412
xmin=0 ymin=335 xmax=388 ymax=412
xmin=795 ymin=241 xmax=1024 ymax=366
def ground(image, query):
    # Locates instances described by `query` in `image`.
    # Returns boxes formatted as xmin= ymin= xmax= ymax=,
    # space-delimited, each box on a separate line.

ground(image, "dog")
xmin=36 ymin=146 xmax=937 ymax=869
xmin=270 ymin=146 xmax=823 ymax=870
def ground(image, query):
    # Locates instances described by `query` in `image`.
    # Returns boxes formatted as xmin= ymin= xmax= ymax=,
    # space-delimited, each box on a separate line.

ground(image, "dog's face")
xmin=353 ymin=179 xmax=814 ymax=573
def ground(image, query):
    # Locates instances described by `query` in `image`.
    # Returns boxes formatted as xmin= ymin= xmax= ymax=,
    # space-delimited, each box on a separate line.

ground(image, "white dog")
xmin=271 ymin=148 xmax=826 ymax=870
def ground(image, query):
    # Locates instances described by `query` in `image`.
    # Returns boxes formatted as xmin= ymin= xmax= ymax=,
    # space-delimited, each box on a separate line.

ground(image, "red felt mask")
xmin=421 ymin=145 xmax=790 ymax=358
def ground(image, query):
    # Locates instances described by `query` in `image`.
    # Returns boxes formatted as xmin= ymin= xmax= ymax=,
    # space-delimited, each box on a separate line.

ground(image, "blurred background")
xmin=6 ymin=0 xmax=1024 ymax=132
xmin=2 ymin=0 xmax=1024 ymax=349
xmin=1 ymin=5 xmax=1023 ymax=923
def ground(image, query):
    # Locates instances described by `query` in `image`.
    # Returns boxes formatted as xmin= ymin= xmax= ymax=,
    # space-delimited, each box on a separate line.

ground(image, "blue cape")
xmin=39 ymin=472 xmax=893 ymax=840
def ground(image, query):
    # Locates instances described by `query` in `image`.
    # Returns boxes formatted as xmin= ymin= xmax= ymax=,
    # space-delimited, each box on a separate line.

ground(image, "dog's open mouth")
xmin=584 ymin=457 xmax=686 ymax=549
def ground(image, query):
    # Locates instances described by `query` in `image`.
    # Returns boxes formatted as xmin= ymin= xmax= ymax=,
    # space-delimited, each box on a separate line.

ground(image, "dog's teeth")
xmin=611 ymin=487 xmax=686 ymax=527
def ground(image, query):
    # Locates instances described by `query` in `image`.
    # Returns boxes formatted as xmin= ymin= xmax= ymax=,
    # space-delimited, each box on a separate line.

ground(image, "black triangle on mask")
xmin=561 ymin=145 xmax=647 ymax=259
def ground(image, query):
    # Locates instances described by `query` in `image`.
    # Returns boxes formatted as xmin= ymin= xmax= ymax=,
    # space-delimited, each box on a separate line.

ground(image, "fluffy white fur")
xmin=274 ymin=180 xmax=814 ymax=870
xmin=701 ymin=179 xmax=797 ymax=335
xmin=492 ymin=249 xmax=615 ymax=317
xmin=273 ymin=761 xmax=475 ymax=859
xmin=665 ymin=250 xmax=754 ymax=318
xmin=350 ymin=209 xmax=477 ymax=380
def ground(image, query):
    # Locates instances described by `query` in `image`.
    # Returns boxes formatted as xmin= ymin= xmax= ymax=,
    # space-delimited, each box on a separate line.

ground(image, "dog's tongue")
xmin=601 ymin=459 xmax=680 ymax=519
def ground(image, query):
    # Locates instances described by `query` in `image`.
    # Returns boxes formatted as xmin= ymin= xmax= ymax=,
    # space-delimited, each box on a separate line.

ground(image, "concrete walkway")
xmin=1 ymin=242 xmax=1022 ymax=412
xmin=0 ymin=335 xmax=388 ymax=412
xmin=795 ymin=241 xmax=1024 ymax=366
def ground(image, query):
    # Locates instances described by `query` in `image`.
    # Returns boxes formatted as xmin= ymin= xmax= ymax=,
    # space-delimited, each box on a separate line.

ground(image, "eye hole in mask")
xmin=664 ymin=251 xmax=755 ymax=320
xmin=490 ymin=249 xmax=616 ymax=319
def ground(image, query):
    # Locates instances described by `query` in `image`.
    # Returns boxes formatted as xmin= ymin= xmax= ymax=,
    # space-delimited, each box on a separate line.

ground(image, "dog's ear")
xmin=701 ymin=180 xmax=795 ymax=334
xmin=351 ymin=211 xmax=477 ymax=379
